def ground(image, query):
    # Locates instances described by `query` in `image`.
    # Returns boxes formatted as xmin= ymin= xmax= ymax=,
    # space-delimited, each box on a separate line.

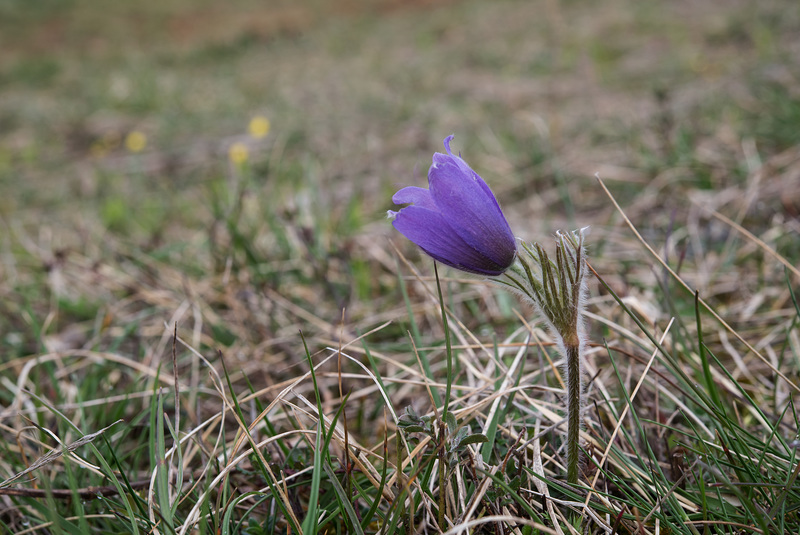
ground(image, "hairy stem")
xmin=565 ymin=341 xmax=583 ymax=485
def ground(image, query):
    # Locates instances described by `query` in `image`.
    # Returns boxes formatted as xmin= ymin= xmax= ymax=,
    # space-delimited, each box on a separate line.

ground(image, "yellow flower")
xmin=248 ymin=116 xmax=271 ymax=139
xmin=125 ymin=131 xmax=147 ymax=153
xmin=228 ymin=142 xmax=249 ymax=165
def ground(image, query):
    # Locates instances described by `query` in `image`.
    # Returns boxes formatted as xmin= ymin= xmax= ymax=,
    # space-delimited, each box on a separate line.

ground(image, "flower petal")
xmin=392 ymin=205 xmax=510 ymax=275
xmin=433 ymin=135 xmax=474 ymax=177
xmin=427 ymin=152 xmax=516 ymax=269
xmin=392 ymin=186 xmax=436 ymax=210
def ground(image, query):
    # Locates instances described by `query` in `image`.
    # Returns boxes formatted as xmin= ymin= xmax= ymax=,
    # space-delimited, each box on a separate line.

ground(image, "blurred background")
xmin=1 ymin=0 xmax=798 ymax=371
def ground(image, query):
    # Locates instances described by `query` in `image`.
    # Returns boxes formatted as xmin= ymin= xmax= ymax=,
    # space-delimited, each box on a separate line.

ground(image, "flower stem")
xmin=565 ymin=341 xmax=582 ymax=485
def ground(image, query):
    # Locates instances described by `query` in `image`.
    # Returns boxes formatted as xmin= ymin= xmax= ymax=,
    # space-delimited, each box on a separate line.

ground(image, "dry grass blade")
xmin=532 ymin=420 xmax=566 ymax=535
xmin=704 ymin=207 xmax=800 ymax=280
xmin=442 ymin=514 xmax=560 ymax=535
xmin=0 ymin=420 xmax=122 ymax=488
xmin=14 ymin=514 xmax=121 ymax=535
xmin=583 ymin=319 xmax=675 ymax=508
xmin=595 ymin=174 xmax=800 ymax=393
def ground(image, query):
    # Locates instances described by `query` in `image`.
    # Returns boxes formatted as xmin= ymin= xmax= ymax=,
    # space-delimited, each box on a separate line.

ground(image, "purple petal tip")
xmin=442 ymin=135 xmax=455 ymax=156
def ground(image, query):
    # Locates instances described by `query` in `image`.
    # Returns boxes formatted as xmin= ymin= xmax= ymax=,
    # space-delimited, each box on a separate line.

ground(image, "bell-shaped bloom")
xmin=389 ymin=135 xmax=517 ymax=276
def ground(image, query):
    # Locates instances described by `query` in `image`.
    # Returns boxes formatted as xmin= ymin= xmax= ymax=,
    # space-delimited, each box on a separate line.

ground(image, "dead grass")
xmin=0 ymin=0 xmax=799 ymax=532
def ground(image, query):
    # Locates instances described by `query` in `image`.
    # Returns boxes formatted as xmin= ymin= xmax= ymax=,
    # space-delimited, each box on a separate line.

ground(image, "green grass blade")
xmin=323 ymin=463 xmax=366 ymax=535
xmin=154 ymin=391 xmax=175 ymax=533
xmin=695 ymin=291 xmax=723 ymax=411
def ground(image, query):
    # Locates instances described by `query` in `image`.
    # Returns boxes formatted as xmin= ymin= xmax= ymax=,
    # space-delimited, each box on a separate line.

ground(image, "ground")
xmin=0 ymin=0 xmax=799 ymax=533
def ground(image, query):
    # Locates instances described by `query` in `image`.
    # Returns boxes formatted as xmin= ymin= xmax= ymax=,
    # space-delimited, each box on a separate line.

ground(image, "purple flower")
xmin=389 ymin=135 xmax=517 ymax=276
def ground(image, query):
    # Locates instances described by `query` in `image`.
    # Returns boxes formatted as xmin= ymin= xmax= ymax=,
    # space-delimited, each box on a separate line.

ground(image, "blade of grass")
xmin=695 ymin=291 xmax=723 ymax=411
xmin=596 ymin=174 xmax=799 ymax=393
xmin=482 ymin=333 xmax=529 ymax=463
xmin=396 ymin=260 xmax=440 ymax=408
xmin=62 ymin=453 xmax=89 ymax=534
xmin=8 ymin=389 xmax=140 ymax=532
xmin=323 ymin=463 xmax=366 ymax=535
xmin=221 ymin=491 xmax=268 ymax=535
xmin=154 ymin=390 xmax=175 ymax=533
xmin=360 ymin=420 xmax=390 ymax=530
xmin=217 ymin=351 xmax=302 ymax=535
xmin=300 ymin=331 xmax=324 ymax=535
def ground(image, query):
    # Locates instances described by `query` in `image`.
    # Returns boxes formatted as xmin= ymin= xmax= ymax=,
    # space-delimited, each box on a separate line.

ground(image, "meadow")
xmin=1 ymin=0 xmax=799 ymax=533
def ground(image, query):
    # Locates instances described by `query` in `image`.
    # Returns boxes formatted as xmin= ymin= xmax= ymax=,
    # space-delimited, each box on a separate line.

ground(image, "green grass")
xmin=1 ymin=0 xmax=800 ymax=532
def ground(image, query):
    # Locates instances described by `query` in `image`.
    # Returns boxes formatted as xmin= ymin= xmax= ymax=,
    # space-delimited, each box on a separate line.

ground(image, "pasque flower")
xmin=390 ymin=135 xmax=591 ymax=485
xmin=388 ymin=135 xmax=517 ymax=276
